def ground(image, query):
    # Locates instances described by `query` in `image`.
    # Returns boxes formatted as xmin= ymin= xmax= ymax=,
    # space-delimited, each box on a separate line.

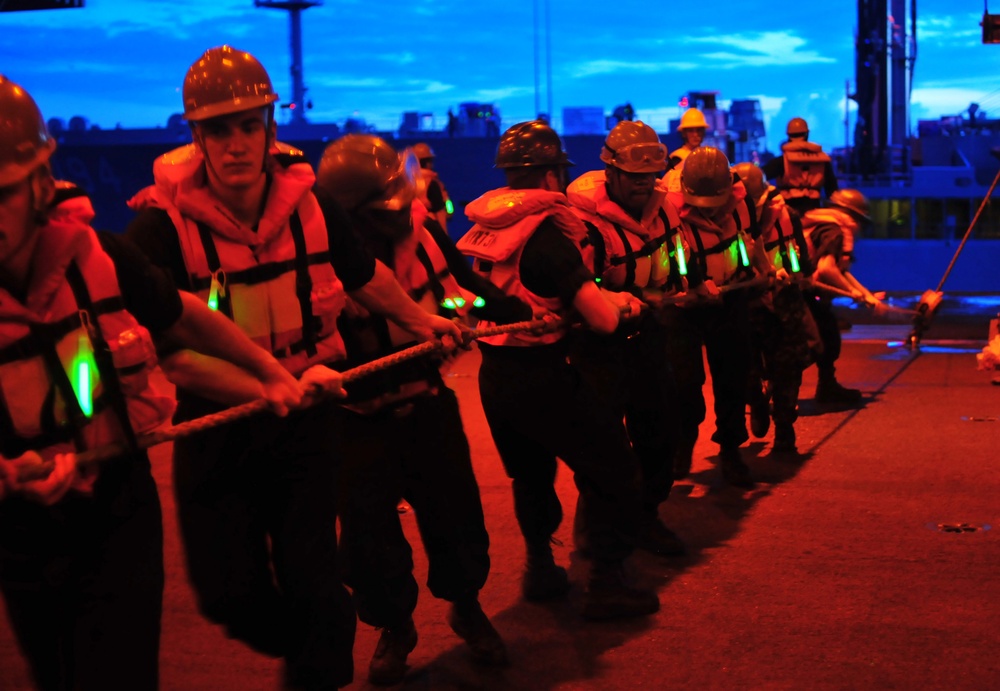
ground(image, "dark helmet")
xmin=681 ymin=147 xmax=732 ymax=208
xmin=494 ymin=120 xmax=573 ymax=169
xmin=0 ymin=75 xmax=56 ymax=186
xmin=183 ymin=45 xmax=279 ymax=122
xmin=600 ymin=120 xmax=667 ymax=174
xmin=316 ymin=134 xmax=416 ymax=213
xmin=829 ymin=188 xmax=871 ymax=220
xmin=731 ymin=162 xmax=766 ymax=202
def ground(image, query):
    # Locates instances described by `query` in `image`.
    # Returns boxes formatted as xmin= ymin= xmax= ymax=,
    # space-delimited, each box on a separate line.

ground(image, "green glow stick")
xmin=674 ymin=234 xmax=688 ymax=276
xmin=787 ymin=241 xmax=801 ymax=273
xmin=737 ymin=234 xmax=750 ymax=268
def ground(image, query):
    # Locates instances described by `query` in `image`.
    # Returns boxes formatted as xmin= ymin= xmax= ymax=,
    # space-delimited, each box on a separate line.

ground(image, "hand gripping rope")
xmin=14 ymin=316 xmax=565 ymax=483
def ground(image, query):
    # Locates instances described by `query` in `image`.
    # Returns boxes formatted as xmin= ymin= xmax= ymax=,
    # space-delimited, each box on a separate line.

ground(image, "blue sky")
xmin=1 ymin=0 xmax=996 ymax=153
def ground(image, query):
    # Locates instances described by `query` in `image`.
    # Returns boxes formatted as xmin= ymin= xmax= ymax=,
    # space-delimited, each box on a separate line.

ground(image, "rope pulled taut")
xmin=15 ymin=318 xmax=559 ymax=482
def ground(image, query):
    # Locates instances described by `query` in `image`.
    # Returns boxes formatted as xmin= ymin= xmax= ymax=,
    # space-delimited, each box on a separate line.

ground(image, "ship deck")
xmin=2 ymin=299 xmax=999 ymax=690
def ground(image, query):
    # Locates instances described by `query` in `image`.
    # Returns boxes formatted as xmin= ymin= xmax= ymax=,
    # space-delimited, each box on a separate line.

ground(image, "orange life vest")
xmin=778 ymin=140 xmax=831 ymax=201
xmin=459 ymin=187 xmax=589 ymax=346
xmin=567 ymin=170 xmax=683 ymax=291
xmin=0 ymin=216 xmax=174 ymax=461
xmin=757 ymin=188 xmax=804 ymax=274
xmin=129 ymin=143 xmax=347 ymax=375
xmin=669 ymin=180 xmax=755 ymax=286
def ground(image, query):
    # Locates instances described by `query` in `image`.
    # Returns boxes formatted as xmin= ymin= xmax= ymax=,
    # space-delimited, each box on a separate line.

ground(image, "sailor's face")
xmin=607 ymin=167 xmax=656 ymax=216
xmin=195 ymin=108 xmax=272 ymax=189
xmin=682 ymin=127 xmax=705 ymax=148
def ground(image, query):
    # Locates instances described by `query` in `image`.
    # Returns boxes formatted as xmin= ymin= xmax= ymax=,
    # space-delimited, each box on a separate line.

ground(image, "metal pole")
xmin=545 ymin=0 xmax=553 ymax=124
xmin=533 ymin=0 xmax=540 ymax=118
xmin=289 ymin=6 xmax=306 ymax=124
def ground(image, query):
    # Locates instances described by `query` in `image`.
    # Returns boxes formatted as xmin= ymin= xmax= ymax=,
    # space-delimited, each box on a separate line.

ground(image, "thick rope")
xmin=15 ymin=318 xmax=556 ymax=481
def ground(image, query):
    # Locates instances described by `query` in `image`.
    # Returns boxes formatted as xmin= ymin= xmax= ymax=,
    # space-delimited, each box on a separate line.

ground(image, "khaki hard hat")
xmin=317 ymin=134 xmax=416 ymax=213
xmin=600 ymin=120 xmax=667 ymax=173
xmin=0 ymin=75 xmax=56 ymax=187
xmin=681 ymin=147 xmax=732 ymax=208
xmin=678 ymin=108 xmax=708 ymax=131
xmin=183 ymin=45 xmax=279 ymax=122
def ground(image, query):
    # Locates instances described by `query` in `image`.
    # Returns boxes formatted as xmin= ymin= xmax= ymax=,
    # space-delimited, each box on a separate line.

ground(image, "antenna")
xmin=254 ymin=0 xmax=322 ymax=124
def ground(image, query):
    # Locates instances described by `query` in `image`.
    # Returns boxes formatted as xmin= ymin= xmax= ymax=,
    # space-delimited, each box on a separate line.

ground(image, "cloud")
xmin=911 ymin=87 xmax=992 ymax=117
xmin=682 ymin=32 xmax=837 ymax=68
xmin=568 ymin=59 xmax=698 ymax=77
xmin=376 ymin=52 xmax=418 ymax=66
xmin=469 ymin=86 xmax=535 ymax=102
xmin=917 ymin=13 xmax=982 ymax=43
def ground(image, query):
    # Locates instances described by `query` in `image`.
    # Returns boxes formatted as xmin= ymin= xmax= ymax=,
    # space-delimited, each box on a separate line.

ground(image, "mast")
xmin=254 ymin=0 xmax=322 ymax=125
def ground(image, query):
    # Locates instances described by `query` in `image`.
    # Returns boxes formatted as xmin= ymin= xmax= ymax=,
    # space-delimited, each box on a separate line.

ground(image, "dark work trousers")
xmin=0 ymin=453 xmax=163 ymax=691
xmin=478 ymin=342 xmax=643 ymax=563
xmin=659 ymin=291 xmax=752 ymax=451
xmin=172 ymin=399 xmax=355 ymax=690
xmin=335 ymin=386 xmax=490 ymax=629
xmin=748 ymin=285 xmax=815 ymax=429
xmin=570 ymin=314 xmax=677 ymax=522
xmin=805 ymin=292 xmax=841 ymax=379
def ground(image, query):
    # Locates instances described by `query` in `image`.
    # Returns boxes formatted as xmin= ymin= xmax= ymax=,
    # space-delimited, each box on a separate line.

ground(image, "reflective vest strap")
xmin=65 ymin=261 xmax=139 ymax=450
xmin=609 ymin=223 xmax=636 ymax=287
xmin=289 ymin=212 xmax=317 ymax=359
xmin=195 ymin=221 xmax=234 ymax=319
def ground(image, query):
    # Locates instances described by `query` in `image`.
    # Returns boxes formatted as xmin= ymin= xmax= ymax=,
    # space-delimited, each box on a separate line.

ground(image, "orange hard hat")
xmin=0 ymin=75 xmax=56 ymax=186
xmin=183 ymin=45 xmax=279 ymax=122
xmin=600 ymin=120 xmax=667 ymax=173
xmin=681 ymin=147 xmax=733 ymax=208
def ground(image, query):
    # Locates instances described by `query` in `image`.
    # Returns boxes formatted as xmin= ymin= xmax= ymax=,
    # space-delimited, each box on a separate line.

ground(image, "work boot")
xmin=719 ymin=445 xmax=753 ymax=488
xmin=772 ymin=424 xmax=797 ymax=455
xmin=815 ymin=377 xmax=862 ymax=405
xmin=448 ymin=596 xmax=509 ymax=666
xmin=749 ymin=381 xmax=771 ymax=438
xmin=581 ymin=561 xmax=660 ymax=621
xmin=368 ymin=618 xmax=418 ymax=686
xmin=523 ymin=544 xmax=570 ymax=601
xmin=635 ymin=515 xmax=686 ymax=557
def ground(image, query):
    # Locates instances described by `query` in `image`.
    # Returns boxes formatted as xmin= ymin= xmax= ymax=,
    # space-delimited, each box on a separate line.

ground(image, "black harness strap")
xmin=195 ymin=221 xmax=234 ymax=319
xmin=414 ymin=241 xmax=448 ymax=307
xmin=66 ymin=260 xmax=139 ymax=451
xmin=584 ymin=222 xmax=607 ymax=281
xmin=289 ymin=212 xmax=318 ymax=358
xmin=609 ymin=223 xmax=636 ymax=287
